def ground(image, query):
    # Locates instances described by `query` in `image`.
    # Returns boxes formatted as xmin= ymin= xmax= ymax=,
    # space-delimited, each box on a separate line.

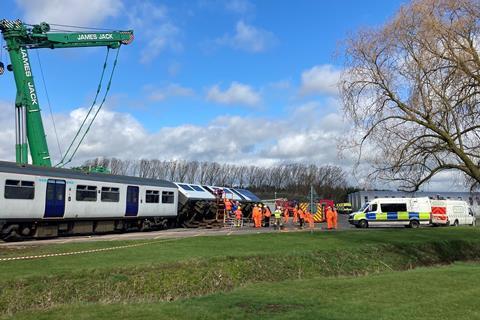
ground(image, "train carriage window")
xmin=162 ymin=191 xmax=175 ymax=204
xmin=178 ymin=184 xmax=194 ymax=191
xmin=4 ymin=179 xmax=35 ymax=199
xmin=190 ymin=185 xmax=205 ymax=192
xmin=146 ymin=190 xmax=160 ymax=203
xmin=76 ymin=185 xmax=97 ymax=201
xmin=101 ymin=187 xmax=119 ymax=202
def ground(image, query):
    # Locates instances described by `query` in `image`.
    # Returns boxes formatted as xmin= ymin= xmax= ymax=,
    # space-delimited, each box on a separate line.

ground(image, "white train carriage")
xmin=0 ymin=161 xmax=178 ymax=240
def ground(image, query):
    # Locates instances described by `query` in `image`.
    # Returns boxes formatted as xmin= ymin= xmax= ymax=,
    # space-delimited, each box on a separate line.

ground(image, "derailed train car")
xmin=0 ymin=161 xmax=261 ymax=241
xmin=175 ymin=183 xmax=261 ymax=228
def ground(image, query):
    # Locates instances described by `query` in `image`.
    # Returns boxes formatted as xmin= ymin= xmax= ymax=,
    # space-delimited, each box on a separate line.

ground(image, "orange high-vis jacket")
xmin=235 ymin=209 xmax=242 ymax=220
xmin=326 ymin=208 xmax=333 ymax=219
xmin=225 ymin=200 xmax=232 ymax=211
xmin=298 ymin=209 xmax=305 ymax=219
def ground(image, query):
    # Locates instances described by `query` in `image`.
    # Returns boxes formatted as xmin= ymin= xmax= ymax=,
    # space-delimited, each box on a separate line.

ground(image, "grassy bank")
xmin=0 ymin=228 xmax=479 ymax=317
xmin=9 ymin=262 xmax=479 ymax=320
xmin=1 ymin=228 xmax=480 ymax=278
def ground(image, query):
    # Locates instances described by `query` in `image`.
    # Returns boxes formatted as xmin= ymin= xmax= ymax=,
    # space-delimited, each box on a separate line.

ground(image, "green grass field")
xmin=9 ymin=262 xmax=480 ymax=320
xmin=1 ymin=228 xmax=480 ymax=319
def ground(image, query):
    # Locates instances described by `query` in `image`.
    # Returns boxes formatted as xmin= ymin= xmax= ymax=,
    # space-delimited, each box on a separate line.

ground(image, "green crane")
xmin=0 ymin=19 xmax=133 ymax=167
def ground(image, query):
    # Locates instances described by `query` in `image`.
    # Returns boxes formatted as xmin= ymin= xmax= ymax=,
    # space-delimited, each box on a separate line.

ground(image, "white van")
xmin=349 ymin=197 xmax=431 ymax=228
xmin=431 ymin=200 xmax=475 ymax=226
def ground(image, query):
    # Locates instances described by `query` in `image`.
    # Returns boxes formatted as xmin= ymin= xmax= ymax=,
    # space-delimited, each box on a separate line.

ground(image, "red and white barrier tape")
xmin=0 ymin=237 xmax=182 ymax=262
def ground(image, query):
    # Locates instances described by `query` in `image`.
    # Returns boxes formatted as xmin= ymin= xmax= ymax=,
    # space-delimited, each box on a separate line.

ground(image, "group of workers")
xmin=224 ymin=198 xmax=338 ymax=230
xmin=224 ymin=198 xmax=244 ymax=227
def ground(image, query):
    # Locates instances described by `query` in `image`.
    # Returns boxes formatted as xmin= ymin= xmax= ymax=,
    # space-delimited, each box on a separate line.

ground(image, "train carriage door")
xmin=44 ymin=179 xmax=66 ymax=218
xmin=126 ymin=186 xmax=139 ymax=217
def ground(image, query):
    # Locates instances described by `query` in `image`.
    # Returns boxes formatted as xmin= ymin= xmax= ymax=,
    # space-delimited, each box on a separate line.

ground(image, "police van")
xmin=348 ymin=197 xmax=431 ymax=228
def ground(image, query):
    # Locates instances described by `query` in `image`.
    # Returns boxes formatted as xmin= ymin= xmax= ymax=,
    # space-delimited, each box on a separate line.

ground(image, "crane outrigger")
xmin=0 ymin=19 xmax=133 ymax=167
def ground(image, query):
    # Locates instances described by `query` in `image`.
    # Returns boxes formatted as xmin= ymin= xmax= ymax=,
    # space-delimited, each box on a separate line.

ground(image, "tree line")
xmin=82 ymin=158 xmax=351 ymax=202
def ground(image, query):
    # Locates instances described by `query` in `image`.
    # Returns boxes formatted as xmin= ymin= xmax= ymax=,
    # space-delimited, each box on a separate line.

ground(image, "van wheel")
xmin=453 ymin=220 xmax=459 ymax=227
xmin=409 ymin=220 xmax=420 ymax=229
xmin=358 ymin=220 xmax=368 ymax=229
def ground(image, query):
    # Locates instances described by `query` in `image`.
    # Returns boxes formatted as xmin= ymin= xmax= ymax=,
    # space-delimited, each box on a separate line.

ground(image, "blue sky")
xmin=3 ymin=0 xmax=442 ymax=188
xmin=1 ymin=0 xmax=405 ymax=128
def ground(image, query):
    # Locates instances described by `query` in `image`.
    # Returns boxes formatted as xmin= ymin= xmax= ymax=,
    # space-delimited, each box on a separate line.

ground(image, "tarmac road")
xmin=0 ymin=214 xmax=354 ymax=247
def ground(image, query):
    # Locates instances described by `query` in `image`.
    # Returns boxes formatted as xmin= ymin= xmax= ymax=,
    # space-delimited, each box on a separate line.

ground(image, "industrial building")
xmin=348 ymin=190 xmax=480 ymax=215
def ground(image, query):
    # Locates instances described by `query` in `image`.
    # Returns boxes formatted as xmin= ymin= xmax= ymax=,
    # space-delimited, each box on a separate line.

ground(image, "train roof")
xmin=0 ymin=161 xmax=177 ymax=188
xmin=174 ymin=183 xmax=216 ymax=200
xmin=174 ymin=182 xmax=261 ymax=202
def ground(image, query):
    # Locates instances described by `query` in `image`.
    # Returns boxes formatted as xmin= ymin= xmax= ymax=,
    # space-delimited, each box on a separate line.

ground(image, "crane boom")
xmin=0 ymin=19 xmax=133 ymax=167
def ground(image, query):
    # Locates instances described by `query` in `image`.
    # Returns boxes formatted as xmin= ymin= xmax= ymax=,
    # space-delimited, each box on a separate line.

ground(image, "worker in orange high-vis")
xmin=224 ymin=198 xmax=232 ymax=217
xmin=234 ymin=206 xmax=243 ymax=228
xmin=253 ymin=204 xmax=262 ymax=228
xmin=283 ymin=207 xmax=290 ymax=225
xmin=293 ymin=205 xmax=299 ymax=224
xmin=263 ymin=205 xmax=271 ymax=227
xmin=326 ymin=206 xmax=334 ymax=230
xmin=252 ymin=204 xmax=258 ymax=228
xmin=258 ymin=205 xmax=264 ymax=228
xmin=332 ymin=207 xmax=338 ymax=230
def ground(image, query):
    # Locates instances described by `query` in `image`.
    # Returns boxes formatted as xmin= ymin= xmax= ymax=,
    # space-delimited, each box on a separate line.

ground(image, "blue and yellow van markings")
xmin=353 ymin=211 xmax=430 ymax=221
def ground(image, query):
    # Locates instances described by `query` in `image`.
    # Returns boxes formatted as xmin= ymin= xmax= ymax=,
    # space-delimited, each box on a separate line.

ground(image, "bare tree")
xmin=81 ymin=157 xmax=350 ymax=201
xmin=341 ymin=0 xmax=480 ymax=191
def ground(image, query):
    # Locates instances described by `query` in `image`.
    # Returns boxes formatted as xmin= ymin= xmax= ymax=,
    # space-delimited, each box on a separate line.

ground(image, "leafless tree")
xmin=340 ymin=0 xmax=480 ymax=191
xmin=81 ymin=158 xmax=350 ymax=201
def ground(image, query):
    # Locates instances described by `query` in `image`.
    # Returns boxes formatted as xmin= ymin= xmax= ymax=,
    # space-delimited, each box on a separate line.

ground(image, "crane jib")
xmin=77 ymin=34 xmax=113 ymax=40
xmin=46 ymin=32 xmax=132 ymax=44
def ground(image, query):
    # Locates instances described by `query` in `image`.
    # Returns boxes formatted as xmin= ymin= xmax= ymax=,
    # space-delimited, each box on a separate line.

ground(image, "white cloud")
xmin=225 ymin=0 xmax=254 ymax=14
xmin=0 ymin=99 xmax=342 ymax=167
xmin=267 ymin=80 xmax=291 ymax=90
xmin=16 ymin=0 xmax=123 ymax=26
xmin=126 ymin=2 xmax=182 ymax=64
xmin=0 ymin=99 xmax=469 ymax=191
xmin=216 ymin=20 xmax=276 ymax=53
xmin=206 ymin=82 xmax=261 ymax=106
xmin=139 ymin=22 xmax=181 ymax=63
xmin=300 ymin=64 xmax=341 ymax=96
xmin=145 ymin=84 xmax=194 ymax=102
